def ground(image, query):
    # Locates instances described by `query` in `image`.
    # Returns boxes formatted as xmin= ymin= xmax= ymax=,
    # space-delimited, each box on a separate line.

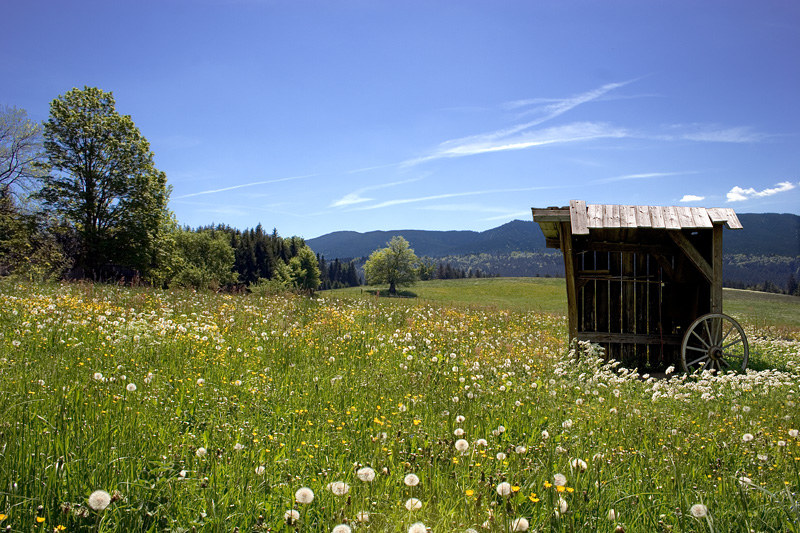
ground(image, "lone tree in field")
xmin=38 ymin=87 xmax=171 ymax=279
xmin=364 ymin=236 xmax=419 ymax=295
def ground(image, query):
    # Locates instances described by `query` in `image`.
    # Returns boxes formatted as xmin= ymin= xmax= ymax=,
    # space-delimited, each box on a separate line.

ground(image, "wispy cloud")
xmin=595 ymin=171 xmax=697 ymax=184
xmin=405 ymin=81 xmax=635 ymax=165
xmin=354 ymin=185 xmax=555 ymax=211
xmin=174 ymin=174 xmax=315 ymax=199
xmin=408 ymin=122 xmax=629 ymax=165
xmin=726 ymin=181 xmax=797 ymax=202
xmin=330 ymin=177 xmax=425 ymax=208
xmin=679 ymin=194 xmax=705 ymax=202
xmin=663 ymin=124 xmax=766 ymax=143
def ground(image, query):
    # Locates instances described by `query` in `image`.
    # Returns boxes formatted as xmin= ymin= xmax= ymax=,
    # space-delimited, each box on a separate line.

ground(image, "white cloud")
xmin=679 ymin=194 xmax=705 ymax=202
xmin=355 ymin=185 xmax=554 ymax=211
xmin=596 ymin=171 xmax=696 ymax=184
xmin=174 ymin=174 xmax=315 ymax=199
xmin=726 ymin=181 xmax=796 ymax=202
xmin=329 ymin=177 xmax=424 ymax=208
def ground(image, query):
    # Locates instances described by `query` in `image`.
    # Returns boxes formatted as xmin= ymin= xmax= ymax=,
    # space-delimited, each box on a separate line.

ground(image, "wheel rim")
xmin=680 ymin=313 xmax=749 ymax=373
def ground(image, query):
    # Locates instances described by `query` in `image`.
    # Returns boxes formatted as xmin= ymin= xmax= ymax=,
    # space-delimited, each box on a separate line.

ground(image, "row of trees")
xmin=0 ymin=87 xmax=366 ymax=293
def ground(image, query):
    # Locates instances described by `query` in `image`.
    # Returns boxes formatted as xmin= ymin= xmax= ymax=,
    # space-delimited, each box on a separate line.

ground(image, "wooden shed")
xmin=532 ymin=200 xmax=748 ymax=372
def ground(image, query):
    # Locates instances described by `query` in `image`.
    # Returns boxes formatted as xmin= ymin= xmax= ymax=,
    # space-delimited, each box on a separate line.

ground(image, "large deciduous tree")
xmin=38 ymin=87 xmax=171 ymax=279
xmin=364 ymin=236 xmax=419 ymax=295
xmin=0 ymin=105 xmax=47 ymax=196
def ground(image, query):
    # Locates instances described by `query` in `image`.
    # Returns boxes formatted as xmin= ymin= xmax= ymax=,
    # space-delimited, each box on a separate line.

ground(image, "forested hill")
xmin=307 ymin=213 xmax=800 ymax=259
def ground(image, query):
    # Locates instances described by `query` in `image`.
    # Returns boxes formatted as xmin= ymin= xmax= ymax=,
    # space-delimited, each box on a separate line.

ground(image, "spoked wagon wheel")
xmin=681 ymin=313 xmax=749 ymax=373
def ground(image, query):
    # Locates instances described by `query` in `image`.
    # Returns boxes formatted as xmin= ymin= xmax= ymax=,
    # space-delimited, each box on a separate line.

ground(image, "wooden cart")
xmin=532 ymin=200 xmax=749 ymax=373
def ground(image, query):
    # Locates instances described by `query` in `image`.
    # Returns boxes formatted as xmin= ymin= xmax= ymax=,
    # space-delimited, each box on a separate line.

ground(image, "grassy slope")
xmin=330 ymin=277 xmax=800 ymax=329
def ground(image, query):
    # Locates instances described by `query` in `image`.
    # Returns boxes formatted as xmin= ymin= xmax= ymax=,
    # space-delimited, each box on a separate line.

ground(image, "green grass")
xmin=0 ymin=280 xmax=799 ymax=532
xmin=337 ymin=277 xmax=800 ymax=331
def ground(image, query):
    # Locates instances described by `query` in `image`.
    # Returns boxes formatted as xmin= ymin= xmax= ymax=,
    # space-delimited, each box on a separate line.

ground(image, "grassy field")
xmin=336 ymin=277 xmax=800 ymax=330
xmin=1 ymin=279 xmax=799 ymax=532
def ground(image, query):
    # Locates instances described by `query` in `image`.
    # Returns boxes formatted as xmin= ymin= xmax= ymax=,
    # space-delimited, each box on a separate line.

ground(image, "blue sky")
xmin=3 ymin=0 xmax=799 ymax=238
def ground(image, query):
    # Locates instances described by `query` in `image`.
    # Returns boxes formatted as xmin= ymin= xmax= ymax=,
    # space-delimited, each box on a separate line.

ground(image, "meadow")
xmin=0 ymin=279 xmax=798 ymax=532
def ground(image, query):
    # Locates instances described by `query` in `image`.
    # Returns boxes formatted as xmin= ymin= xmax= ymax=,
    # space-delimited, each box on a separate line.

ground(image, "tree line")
xmin=0 ymin=87 xmax=362 ymax=292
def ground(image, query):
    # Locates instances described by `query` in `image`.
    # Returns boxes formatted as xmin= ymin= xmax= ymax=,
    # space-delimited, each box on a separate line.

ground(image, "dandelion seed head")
xmin=327 ymin=481 xmax=350 ymax=496
xmin=126 ymin=383 xmax=136 ymax=392
xmin=690 ymin=503 xmax=708 ymax=518
xmin=295 ymin=487 xmax=314 ymax=504
xmin=283 ymin=509 xmax=300 ymax=524
xmin=356 ymin=511 xmax=370 ymax=523
xmin=742 ymin=433 xmax=754 ymax=442
xmin=404 ymin=473 xmax=420 ymax=487
xmin=88 ymin=490 xmax=111 ymax=511
xmin=607 ymin=508 xmax=617 ymax=521
xmin=511 ymin=517 xmax=529 ymax=531
xmin=789 ymin=429 xmax=799 ymax=438
xmin=357 ymin=466 xmax=376 ymax=482
xmin=405 ymin=497 xmax=422 ymax=510
xmin=496 ymin=482 xmax=512 ymax=497
xmin=455 ymin=439 xmax=469 ymax=452
xmin=408 ymin=522 xmax=426 ymax=533
xmin=195 ymin=447 xmax=207 ymax=458
xmin=553 ymin=473 xmax=567 ymax=486
xmin=496 ymin=452 xmax=506 ymax=461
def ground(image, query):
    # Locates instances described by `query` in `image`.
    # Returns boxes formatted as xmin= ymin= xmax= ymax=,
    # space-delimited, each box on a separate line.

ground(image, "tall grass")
xmin=0 ymin=280 xmax=798 ymax=532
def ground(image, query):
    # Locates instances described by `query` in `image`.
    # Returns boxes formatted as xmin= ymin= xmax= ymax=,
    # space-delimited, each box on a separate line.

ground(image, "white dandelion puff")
xmin=357 ymin=466 xmax=376 ymax=482
xmin=408 ymin=522 xmax=426 ymax=533
xmin=356 ymin=511 xmax=370 ymax=523
xmin=327 ymin=481 xmax=350 ymax=496
xmin=126 ymin=383 xmax=137 ymax=392
xmin=455 ymin=439 xmax=469 ymax=453
xmin=405 ymin=497 xmax=422 ymax=510
xmin=284 ymin=509 xmax=300 ymax=525
xmin=690 ymin=503 xmax=708 ymax=518
xmin=404 ymin=473 xmax=420 ymax=487
xmin=742 ymin=433 xmax=754 ymax=442
xmin=510 ymin=517 xmax=529 ymax=531
xmin=496 ymin=482 xmax=512 ymax=497
xmin=607 ymin=508 xmax=617 ymax=521
xmin=88 ymin=490 xmax=111 ymax=511
xmin=295 ymin=487 xmax=314 ymax=504
xmin=195 ymin=447 xmax=207 ymax=458
xmin=553 ymin=473 xmax=567 ymax=486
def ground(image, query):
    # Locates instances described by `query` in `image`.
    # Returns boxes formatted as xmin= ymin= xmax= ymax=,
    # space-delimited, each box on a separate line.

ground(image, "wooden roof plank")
xmin=569 ymin=199 xmax=590 ymax=234
xmin=677 ymin=206 xmax=695 ymax=228
xmin=691 ymin=207 xmax=714 ymax=228
xmin=587 ymin=204 xmax=603 ymax=228
xmin=723 ymin=208 xmax=743 ymax=229
xmin=706 ymin=207 xmax=728 ymax=224
xmin=622 ymin=205 xmax=638 ymax=228
xmin=663 ymin=205 xmax=681 ymax=229
xmin=636 ymin=205 xmax=652 ymax=227
xmin=649 ymin=205 xmax=666 ymax=228
xmin=605 ymin=205 xmax=622 ymax=228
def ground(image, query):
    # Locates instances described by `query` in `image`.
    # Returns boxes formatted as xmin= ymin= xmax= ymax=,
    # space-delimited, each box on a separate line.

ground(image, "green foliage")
xmin=287 ymin=245 xmax=321 ymax=292
xmin=364 ymin=236 xmax=419 ymax=294
xmin=171 ymin=229 xmax=237 ymax=290
xmin=417 ymin=256 xmax=436 ymax=281
xmin=37 ymin=87 xmax=172 ymax=279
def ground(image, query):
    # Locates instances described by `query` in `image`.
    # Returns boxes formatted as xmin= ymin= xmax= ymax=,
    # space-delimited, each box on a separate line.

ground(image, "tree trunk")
xmin=389 ymin=280 xmax=396 ymax=295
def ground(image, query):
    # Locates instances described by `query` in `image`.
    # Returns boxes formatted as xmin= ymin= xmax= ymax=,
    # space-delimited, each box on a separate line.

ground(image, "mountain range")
xmin=307 ymin=213 xmax=800 ymax=259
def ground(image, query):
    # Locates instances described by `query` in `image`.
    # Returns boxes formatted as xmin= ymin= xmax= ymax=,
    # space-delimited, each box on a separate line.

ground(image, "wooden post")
xmin=559 ymin=221 xmax=579 ymax=341
xmin=711 ymin=224 xmax=723 ymax=314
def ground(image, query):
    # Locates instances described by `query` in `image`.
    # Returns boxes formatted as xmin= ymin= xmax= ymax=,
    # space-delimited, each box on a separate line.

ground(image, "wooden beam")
xmin=576 ymin=332 xmax=682 ymax=345
xmin=559 ymin=221 xmax=579 ymax=341
xmin=587 ymin=204 xmax=603 ymax=228
xmin=668 ymin=231 xmax=713 ymax=282
xmin=711 ymin=224 xmax=723 ymax=313
xmin=570 ymin=200 xmax=589 ymax=234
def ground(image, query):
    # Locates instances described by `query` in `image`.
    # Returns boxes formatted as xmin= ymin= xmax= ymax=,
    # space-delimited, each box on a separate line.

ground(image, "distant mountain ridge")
xmin=307 ymin=214 xmax=800 ymax=259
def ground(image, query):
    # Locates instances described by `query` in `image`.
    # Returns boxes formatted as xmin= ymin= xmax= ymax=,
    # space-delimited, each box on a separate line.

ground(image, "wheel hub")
xmin=708 ymin=346 xmax=723 ymax=361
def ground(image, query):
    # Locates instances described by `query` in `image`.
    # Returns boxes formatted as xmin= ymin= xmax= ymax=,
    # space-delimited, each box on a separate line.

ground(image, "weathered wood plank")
xmin=575 ymin=332 xmax=682 ymax=345
xmin=622 ymin=205 xmax=637 ymax=228
xmin=723 ymin=208 xmax=743 ymax=229
xmin=587 ymin=204 xmax=604 ymax=228
xmin=663 ymin=205 xmax=681 ymax=229
xmin=691 ymin=207 xmax=713 ymax=228
xmin=560 ymin=221 xmax=579 ymax=341
xmin=635 ymin=205 xmax=652 ymax=227
xmin=649 ymin=205 xmax=666 ymax=228
xmin=570 ymin=199 xmax=589 ymax=234
xmin=669 ymin=231 xmax=713 ymax=282
xmin=706 ymin=207 xmax=728 ymax=224
xmin=610 ymin=204 xmax=621 ymax=228
xmin=532 ymin=208 xmax=570 ymax=222
xmin=711 ymin=224 xmax=723 ymax=313
xmin=677 ymin=206 xmax=695 ymax=228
